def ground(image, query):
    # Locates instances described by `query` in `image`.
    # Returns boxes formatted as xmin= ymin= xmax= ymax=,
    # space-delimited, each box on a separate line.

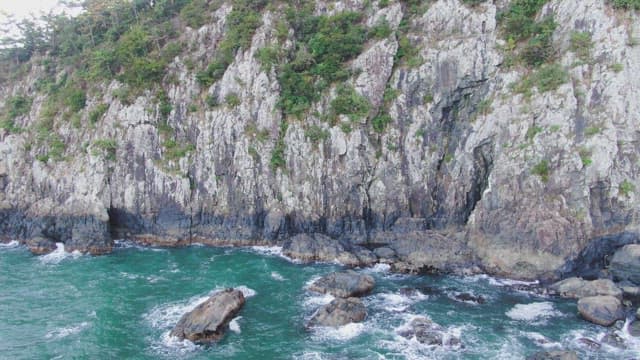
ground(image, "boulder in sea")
xmin=601 ymin=332 xmax=626 ymax=349
xmin=526 ymin=350 xmax=579 ymax=360
xmin=629 ymin=320 xmax=640 ymax=337
xmin=308 ymin=270 xmax=375 ymax=298
xmin=453 ymin=292 xmax=486 ymax=304
xmin=397 ymin=316 xmax=461 ymax=347
xmin=170 ymin=288 xmax=245 ymax=343
xmin=549 ymin=277 xmax=622 ymax=299
xmin=577 ymin=295 xmax=625 ymax=326
xmin=307 ymin=297 xmax=366 ymax=327
xmin=610 ymin=244 xmax=640 ymax=285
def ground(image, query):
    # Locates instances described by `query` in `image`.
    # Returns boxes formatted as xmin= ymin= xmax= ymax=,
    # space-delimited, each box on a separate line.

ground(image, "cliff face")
xmin=1 ymin=0 xmax=639 ymax=279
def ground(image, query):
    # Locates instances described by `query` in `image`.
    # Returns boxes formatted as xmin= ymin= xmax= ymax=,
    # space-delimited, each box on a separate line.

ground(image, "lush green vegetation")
xmin=569 ymin=31 xmax=593 ymax=62
xmin=609 ymin=0 xmax=640 ymax=10
xmin=0 ymin=95 xmax=32 ymax=133
xmin=532 ymin=159 xmax=550 ymax=182
xmin=619 ymin=179 xmax=636 ymax=196
xmin=512 ymin=63 xmax=569 ymax=97
xmin=89 ymin=103 xmax=109 ymax=125
xmin=196 ymin=0 xmax=267 ymax=87
xmin=92 ymin=139 xmax=118 ymax=161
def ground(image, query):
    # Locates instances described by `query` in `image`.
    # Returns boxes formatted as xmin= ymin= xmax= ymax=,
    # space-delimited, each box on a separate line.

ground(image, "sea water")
xmin=0 ymin=241 xmax=637 ymax=359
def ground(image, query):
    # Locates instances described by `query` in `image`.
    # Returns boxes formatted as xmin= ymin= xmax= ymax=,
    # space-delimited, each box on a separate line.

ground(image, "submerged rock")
xmin=577 ymin=296 xmax=625 ymax=326
xmin=601 ymin=332 xmax=626 ymax=349
xmin=307 ymin=297 xmax=366 ymax=327
xmin=170 ymin=288 xmax=245 ymax=343
xmin=308 ymin=270 xmax=375 ymax=298
xmin=610 ymin=244 xmax=640 ymax=285
xmin=577 ymin=337 xmax=601 ymax=350
xmin=526 ymin=350 xmax=579 ymax=360
xmin=629 ymin=320 xmax=640 ymax=337
xmin=549 ymin=277 xmax=622 ymax=299
xmin=453 ymin=292 xmax=486 ymax=304
xmin=397 ymin=316 xmax=461 ymax=347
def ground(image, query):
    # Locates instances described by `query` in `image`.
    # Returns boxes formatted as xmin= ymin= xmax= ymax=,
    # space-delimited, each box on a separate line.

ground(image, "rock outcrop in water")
xmin=1 ymin=0 xmax=640 ymax=280
xmin=526 ymin=350 xmax=579 ymax=360
xmin=170 ymin=288 xmax=245 ymax=343
xmin=397 ymin=316 xmax=461 ymax=347
xmin=576 ymin=295 xmax=625 ymax=327
xmin=549 ymin=277 xmax=622 ymax=299
xmin=308 ymin=270 xmax=375 ymax=298
xmin=307 ymin=297 xmax=367 ymax=327
xmin=610 ymin=245 xmax=640 ymax=285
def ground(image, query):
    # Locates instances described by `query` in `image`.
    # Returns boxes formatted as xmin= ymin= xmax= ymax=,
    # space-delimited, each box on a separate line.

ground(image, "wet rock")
xmin=526 ymin=350 xmax=579 ymax=360
xmin=397 ymin=316 xmax=461 ymax=347
xmin=577 ymin=296 xmax=625 ymax=326
xmin=282 ymin=233 xmax=361 ymax=266
xmin=373 ymin=247 xmax=396 ymax=261
xmin=454 ymin=292 xmax=486 ymax=304
xmin=387 ymin=231 xmax=472 ymax=273
xmin=610 ymin=244 xmax=640 ymax=285
xmin=25 ymin=236 xmax=56 ymax=255
xmin=619 ymin=284 xmax=640 ymax=299
xmin=549 ymin=277 xmax=622 ymax=299
xmin=170 ymin=288 xmax=245 ymax=343
xmin=308 ymin=270 xmax=375 ymax=298
xmin=601 ymin=332 xmax=626 ymax=349
xmin=637 ymin=307 xmax=640 ymax=320
xmin=307 ymin=297 xmax=366 ymax=327
xmin=577 ymin=337 xmax=601 ymax=350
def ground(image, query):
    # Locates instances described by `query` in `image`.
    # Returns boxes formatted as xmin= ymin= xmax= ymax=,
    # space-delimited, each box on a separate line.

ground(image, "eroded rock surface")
xmin=307 ymin=297 xmax=366 ymax=327
xmin=170 ymin=288 xmax=245 ymax=343
xmin=577 ymin=296 xmax=625 ymax=327
xmin=549 ymin=277 xmax=622 ymax=299
xmin=308 ymin=270 xmax=375 ymax=298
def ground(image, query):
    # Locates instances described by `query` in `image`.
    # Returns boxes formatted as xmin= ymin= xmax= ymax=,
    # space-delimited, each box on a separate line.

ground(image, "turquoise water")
xmin=0 ymin=241 xmax=637 ymax=359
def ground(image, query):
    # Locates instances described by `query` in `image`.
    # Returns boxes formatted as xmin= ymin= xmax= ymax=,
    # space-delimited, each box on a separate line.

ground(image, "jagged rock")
xmin=25 ymin=236 xmax=56 ymax=255
xmin=526 ymin=350 xmax=579 ymax=360
xmin=308 ymin=270 xmax=375 ymax=298
xmin=307 ymin=297 xmax=366 ymax=327
xmin=397 ymin=316 xmax=461 ymax=347
xmin=610 ymin=245 xmax=640 ymax=285
xmin=549 ymin=277 xmax=622 ymax=299
xmin=170 ymin=289 xmax=245 ymax=343
xmin=282 ymin=233 xmax=361 ymax=266
xmin=577 ymin=296 xmax=625 ymax=326
xmin=384 ymin=231 xmax=471 ymax=273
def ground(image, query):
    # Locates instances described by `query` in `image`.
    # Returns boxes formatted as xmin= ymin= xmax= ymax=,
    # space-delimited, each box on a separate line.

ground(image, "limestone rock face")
xmin=610 ymin=245 xmax=640 ymax=285
xmin=577 ymin=296 xmax=625 ymax=327
xmin=170 ymin=288 xmax=245 ymax=343
xmin=308 ymin=270 xmax=375 ymax=298
xmin=1 ymin=0 xmax=640 ymax=279
xmin=307 ymin=297 xmax=367 ymax=327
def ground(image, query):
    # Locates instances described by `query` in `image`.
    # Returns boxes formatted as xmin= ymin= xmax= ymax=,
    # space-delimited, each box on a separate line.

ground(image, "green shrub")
xmin=520 ymin=17 xmax=556 ymax=66
xmin=93 ymin=139 xmax=117 ymax=161
xmin=205 ymin=94 xmax=219 ymax=108
xmin=64 ymin=88 xmax=86 ymax=112
xmin=619 ymin=179 xmax=635 ymax=196
xmin=180 ymin=0 xmax=209 ymax=29
xmin=162 ymin=139 xmax=195 ymax=160
xmin=499 ymin=0 xmax=550 ymax=42
xmin=526 ymin=125 xmax=543 ymax=141
xmin=585 ymin=125 xmax=602 ymax=136
xmin=330 ymin=84 xmax=370 ymax=122
xmin=225 ymin=93 xmax=241 ymax=107
xmin=270 ymin=121 xmax=288 ymax=170
xmin=4 ymin=95 xmax=32 ymax=119
xmin=304 ymin=125 xmax=329 ymax=143
xmin=372 ymin=113 xmax=393 ymax=133
xmin=255 ymin=46 xmax=280 ymax=72
xmin=513 ymin=63 xmax=568 ymax=97
xmin=609 ymin=0 xmax=640 ymax=10
xmin=532 ymin=159 xmax=550 ymax=182
xmin=89 ymin=103 xmax=109 ymax=124
xmin=569 ymin=31 xmax=593 ymax=61
xmin=578 ymin=147 xmax=592 ymax=167
xmin=369 ymin=19 xmax=393 ymax=39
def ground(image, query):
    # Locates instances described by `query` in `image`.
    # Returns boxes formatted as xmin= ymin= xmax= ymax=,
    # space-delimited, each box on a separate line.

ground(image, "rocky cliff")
xmin=1 ymin=0 xmax=639 ymax=280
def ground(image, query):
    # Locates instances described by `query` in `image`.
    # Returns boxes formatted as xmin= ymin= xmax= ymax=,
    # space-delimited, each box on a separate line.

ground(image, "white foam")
xmin=463 ymin=274 xmax=539 ymax=287
xmin=39 ymin=243 xmax=82 ymax=264
xmin=505 ymin=302 xmax=561 ymax=323
xmin=0 ymin=240 xmax=19 ymax=248
xmin=368 ymin=263 xmax=391 ymax=273
xmin=271 ymin=271 xmax=286 ymax=281
xmin=368 ymin=290 xmax=427 ymax=313
xmin=522 ymin=331 xmax=562 ymax=349
xmin=311 ymin=322 xmax=365 ymax=342
xmin=45 ymin=322 xmax=90 ymax=339
xmin=304 ymin=293 xmax=335 ymax=309
xmin=144 ymin=294 xmax=211 ymax=330
xmin=229 ymin=316 xmax=242 ymax=334
xmin=236 ymin=285 xmax=257 ymax=298
xmin=151 ymin=331 xmax=200 ymax=356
